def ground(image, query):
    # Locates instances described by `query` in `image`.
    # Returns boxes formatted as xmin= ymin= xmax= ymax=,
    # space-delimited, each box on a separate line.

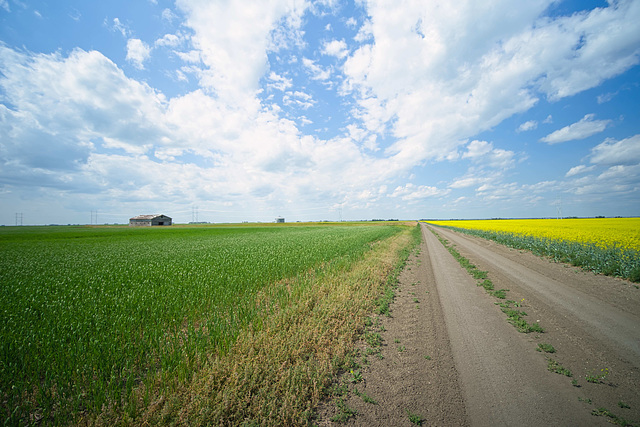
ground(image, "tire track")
xmin=422 ymin=223 xmax=604 ymax=426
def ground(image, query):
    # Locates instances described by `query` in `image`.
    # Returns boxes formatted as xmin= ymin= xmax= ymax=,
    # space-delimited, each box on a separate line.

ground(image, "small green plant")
xmin=578 ymin=397 xmax=592 ymax=404
xmin=424 ymin=355 xmax=431 ymax=360
xmin=398 ymin=345 xmax=406 ymax=352
xmin=354 ymin=388 xmax=377 ymax=405
xmin=365 ymin=332 xmax=383 ymax=348
xmin=548 ymin=359 xmax=572 ymax=377
xmin=536 ymin=343 xmax=556 ymax=353
xmin=331 ymin=398 xmax=357 ymax=422
xmin=586 ymin=368 xmax=609 ymax=384
xmin=514 ymin=298 xmax=525 ymax=307
xmin=591 ymin=407 xmax=633 ymax=426
xmin=618 ymin=401 xmax=630 ymax=409
xmin=394 ymin=338 xmax=400 ymax=343
xmin=479 ymin=279 xmax=494 ymax=290
xmin=571 ymin=379 xmax=580 ymax=387
xmin=489 ymin=289 xmax=508 ymax=299
xmin=406 ymin=409 xmax=424 ymax=425
xmin=348 ymin=369 xmax=363 ymax=383
xmin=413 ymin=297 xmax=419 ymax=303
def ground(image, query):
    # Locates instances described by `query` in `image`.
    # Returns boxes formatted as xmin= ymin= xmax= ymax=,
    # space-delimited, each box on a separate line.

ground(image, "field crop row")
xmin=425 ymin=218 xmax=640 ymax=282
xmin=0 ymin=224 xmax=402 ymax=424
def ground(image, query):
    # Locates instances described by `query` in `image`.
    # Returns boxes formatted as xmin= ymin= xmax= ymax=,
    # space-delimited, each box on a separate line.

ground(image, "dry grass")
xmin=90 ymin=223 xmax=418 ymax=426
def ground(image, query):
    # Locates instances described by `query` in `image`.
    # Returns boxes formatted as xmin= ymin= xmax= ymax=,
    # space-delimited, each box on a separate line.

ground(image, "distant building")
xmin=276 ymin=217 xmax=285 ymax=223
xmin=129 ymin=214 xmax=172 ymax=227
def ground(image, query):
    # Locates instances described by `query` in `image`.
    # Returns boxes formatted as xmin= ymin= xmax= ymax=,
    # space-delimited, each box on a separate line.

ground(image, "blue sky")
xmin=1 ymin=0 xmax=639 ymax=224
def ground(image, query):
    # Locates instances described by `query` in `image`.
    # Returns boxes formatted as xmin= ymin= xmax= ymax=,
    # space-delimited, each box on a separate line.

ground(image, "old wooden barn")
xmin=129 ymin=214 xmax=172 ymax=227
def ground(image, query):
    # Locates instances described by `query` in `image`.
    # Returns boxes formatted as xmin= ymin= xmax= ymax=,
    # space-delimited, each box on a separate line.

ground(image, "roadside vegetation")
xmin=425 ymin=218 xmax=640 ymax=282
xmin=0 ymin=222 xmax=419 ymax=425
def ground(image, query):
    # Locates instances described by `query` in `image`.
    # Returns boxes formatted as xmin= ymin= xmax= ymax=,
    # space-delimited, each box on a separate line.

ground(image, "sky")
xmin=1 ymin=0 xmax=639 ymax=225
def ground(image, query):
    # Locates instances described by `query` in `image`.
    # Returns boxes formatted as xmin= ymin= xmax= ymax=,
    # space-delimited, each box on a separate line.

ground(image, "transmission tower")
xmin=555 ymin=197 xmax=563 ymax=220
xmin=15 ymin=213 xmax=23 ymax=226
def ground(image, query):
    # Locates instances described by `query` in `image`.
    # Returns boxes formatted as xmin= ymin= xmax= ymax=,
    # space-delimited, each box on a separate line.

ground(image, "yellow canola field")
xmin=426 ymin=218 xmax=640 ymax=251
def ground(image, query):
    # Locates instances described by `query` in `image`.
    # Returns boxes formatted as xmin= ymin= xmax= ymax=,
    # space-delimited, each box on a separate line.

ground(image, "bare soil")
xmin=315 ymin=223 xmax=640 ymax=426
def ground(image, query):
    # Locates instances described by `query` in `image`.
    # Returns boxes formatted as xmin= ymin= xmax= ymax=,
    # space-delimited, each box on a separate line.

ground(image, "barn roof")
xmin=130 ymin=214 xmax=170 ymax=220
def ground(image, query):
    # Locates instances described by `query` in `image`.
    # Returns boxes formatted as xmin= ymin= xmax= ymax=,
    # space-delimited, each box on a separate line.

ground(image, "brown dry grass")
xmin=88 ymin=223 xmax=419 ymax=426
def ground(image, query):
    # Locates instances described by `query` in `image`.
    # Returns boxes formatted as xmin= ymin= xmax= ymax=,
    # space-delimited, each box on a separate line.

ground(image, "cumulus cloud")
xmin=540 ymin=114 xmax=611 ymax=144
xmin=517 ymin=120 xmax=537 ymax=132
xmin=126 ymin=39 xmax=152 ymax=69
xmin=322 ymin=39 xmax=348 ymax=59
xmin=463 ymin=140 xmax=516 ymax=169
xmin=589 ymin=134 xmax=640 ymax=165
xmin=175 ymin=0 xmax=308 ymax=104
xmin=341 ymin=0 xmax=640 ymax=168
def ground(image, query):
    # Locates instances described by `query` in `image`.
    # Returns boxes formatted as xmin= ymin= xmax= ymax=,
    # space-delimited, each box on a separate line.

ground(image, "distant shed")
xmin=129 ymin=214 xmax=172 ymax=227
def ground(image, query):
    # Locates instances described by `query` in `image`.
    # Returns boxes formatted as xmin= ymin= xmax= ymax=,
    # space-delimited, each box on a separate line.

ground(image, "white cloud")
xmin=111 ymin=18 xmax=129 ymax=37
xmin=463 ymin=140 xmax=516 ymax=169
xmin=517 ymin=120 xmax=537 ymax=132
xmin=590 ymin=134 xmax=640 ymax=165
xmin=175 ymin=0 xmax=308 ymax=104
xmin=391 ymin=183 xmax=450 ymax=201
xmin=126 ymin=38 xmax=151 ymax=70
xmin=0 ymin=0 xmax=9 ymax=12
xmin=340 ymin=0 xmax=640 ymax=170
xmin=155 ymin=33 xmax=182 ymax=48
xmin=540 ymin=114 xmax=611 ymax=144
xmin=565 ymin=164 xmax=596 ymax=177
xmin=322 ymin=39 xmax=348 ymax=59
xmin=161 ymin=8 xmax=178 ymax=23
xmin=302 ymin=57 xmax=331 ymax=80
xmin=266 ymin=71 xmax=292 ymax=91
xmin=449 ymin=176 xmax=490 ymax=189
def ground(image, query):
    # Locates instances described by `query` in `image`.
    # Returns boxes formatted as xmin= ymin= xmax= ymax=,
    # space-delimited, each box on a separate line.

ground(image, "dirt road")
xmin=317 ymin=223 xmax=640 ymax=426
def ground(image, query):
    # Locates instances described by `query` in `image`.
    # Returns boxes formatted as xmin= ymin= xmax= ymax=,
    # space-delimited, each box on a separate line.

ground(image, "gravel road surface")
xmin=317 ymin=223 xmax=639 ymax=426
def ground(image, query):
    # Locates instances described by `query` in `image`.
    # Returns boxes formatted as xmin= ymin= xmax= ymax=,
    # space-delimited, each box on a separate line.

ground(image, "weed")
xmin=394 ymin=338 xmax=400 ymax=343
xmin=586 ymin=368 xmax=609 ymax=384
xmin=502 ymin=308 xmax=544 ymax=333
xmin=354 ymin=388 xmax=377 ymax=405
xmin=406 ymin=409 xmax=424 ymax=425
xmin=365 ymin=332 xmax=383 ymax=348
xmin=514 ymin=298 xmax=525 ymax=307
xmin=479 ymin=279 xmax=494 ymax=290
xmin=348 ymin=369 xmax=363 ymax=383
xmin=548 ymin=359 xmax=573 ymax=377
xmin=413 ymin=298 xmax=419 ymax=303
xmin=489 ymin=289 xmax=508 ymax=299
xmin=424 ymin=355 xmax=431 ymax=360
xmin=331 ymin=398 xmax=357 ymax=422
xmin=398 ymin=345 xmax=406 ymax=352
xmin=536 ymin=343 xmax=556 ymax=353
xmin=571 ymin=379 xmax=580 ymax=387
xmin=579 ymin=397 xmax=592 ymax=404
xmin=618 ymin=401 xmax=631 ymax=409
xmin=591 ymin=407 xmax=634 ymax=426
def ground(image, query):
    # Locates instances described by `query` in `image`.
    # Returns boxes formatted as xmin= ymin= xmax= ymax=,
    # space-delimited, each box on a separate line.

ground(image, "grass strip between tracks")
xmin=93 ymin=223 xmax=422 ymax=426
xmin=429 ymin=227 xmax=544 ymax=334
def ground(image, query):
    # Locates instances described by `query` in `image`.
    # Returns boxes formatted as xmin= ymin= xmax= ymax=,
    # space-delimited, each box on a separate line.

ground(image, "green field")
xmin=0 ymin=223 xmax=417 ymax=424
